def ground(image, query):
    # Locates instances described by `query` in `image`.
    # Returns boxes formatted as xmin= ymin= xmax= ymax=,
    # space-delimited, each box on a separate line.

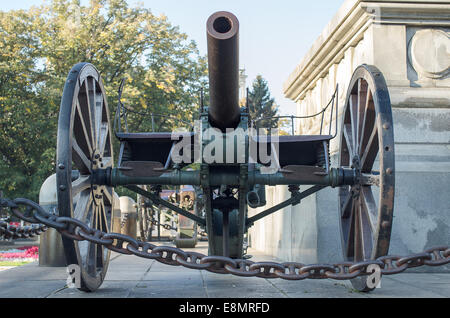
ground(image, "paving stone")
xmin=129 ymin=283 xmax=208 ymax=298
xmin=364 ymin=276 xmax=446 ymax=298
xmin=0 ymin=280 xmax=66 ymax=298
xmin=143 ymin=270 xmax=203 ymax=282
xmin=49 ymin=281 xmax=140 ymax=298
xmin=0 ymin=242 xmax=447 ymax=298
xmin=268 ymin=279 xmax=369 ymax=298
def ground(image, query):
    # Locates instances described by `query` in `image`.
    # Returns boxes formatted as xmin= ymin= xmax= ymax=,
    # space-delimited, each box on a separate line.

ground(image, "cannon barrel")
xmin=207 ymin=11 xmax=241 ymax=131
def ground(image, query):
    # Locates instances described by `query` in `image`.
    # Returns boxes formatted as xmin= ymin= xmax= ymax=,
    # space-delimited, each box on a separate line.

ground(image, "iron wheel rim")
xmin=338 ymin=64 xmax=395 ymax=291
xmin=57 ymin=63 xmax=114 ymax=292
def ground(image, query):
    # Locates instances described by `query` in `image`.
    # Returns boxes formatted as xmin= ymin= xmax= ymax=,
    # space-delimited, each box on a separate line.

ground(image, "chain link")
xmin=2 ymin=197 xmax=449 ymax=280
xmin=148 ymin=218 xmax=208 ymax=238
xmin=0 ymin=198 xmax=48 ymax=240
xmin=149 ymin=218 xmax=178 ymax=231
xmin=0 ymin=221 xmax=47 ymax=240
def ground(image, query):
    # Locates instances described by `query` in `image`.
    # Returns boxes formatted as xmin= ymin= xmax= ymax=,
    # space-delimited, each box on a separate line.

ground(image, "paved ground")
xmin=0 ymin=241 xmax=448 ymax=298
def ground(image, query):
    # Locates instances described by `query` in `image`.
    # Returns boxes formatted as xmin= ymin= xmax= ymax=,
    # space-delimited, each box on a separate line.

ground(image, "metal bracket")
xmin=323 ymin=140 xmax=330 ymax=174
xmin=246 ymin=185 xmax=325 ymax=228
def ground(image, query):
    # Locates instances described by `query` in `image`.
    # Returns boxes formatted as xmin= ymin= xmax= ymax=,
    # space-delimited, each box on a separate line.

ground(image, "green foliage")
xmin=0 ymin=261 xmax=33 ymax=266
xmin=0 ymin=0 xmax=208 ymax=200
xmin=248 ymin=75 xmax=278 ymax=130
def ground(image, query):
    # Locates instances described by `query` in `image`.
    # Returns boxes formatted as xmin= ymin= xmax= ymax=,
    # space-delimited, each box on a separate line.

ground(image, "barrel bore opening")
xmin=213 ymin=17 xmax=232 ymax=33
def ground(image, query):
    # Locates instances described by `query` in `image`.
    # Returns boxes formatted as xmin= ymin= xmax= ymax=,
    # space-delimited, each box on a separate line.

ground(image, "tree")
xmin=248 ymin=75 xmax=278 ymax=130
xmin=0 ymin=0 xmax=208 ymax=200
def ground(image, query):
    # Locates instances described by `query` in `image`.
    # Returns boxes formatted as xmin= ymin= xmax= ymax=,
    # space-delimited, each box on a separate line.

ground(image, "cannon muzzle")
xmin=207 ymin=11 xmax=241 ymax=131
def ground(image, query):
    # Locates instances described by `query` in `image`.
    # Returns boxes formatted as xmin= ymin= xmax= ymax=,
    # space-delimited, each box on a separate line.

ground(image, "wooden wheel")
xmin=57 ymin=63 xmax=114 ymax=292
xmin=338 ymin=65 xmax=395 ymax=291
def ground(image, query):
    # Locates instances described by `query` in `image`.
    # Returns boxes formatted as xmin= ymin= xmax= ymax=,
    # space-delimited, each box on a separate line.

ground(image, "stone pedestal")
xmin=249 ymin=0 xmax=450 ymax=272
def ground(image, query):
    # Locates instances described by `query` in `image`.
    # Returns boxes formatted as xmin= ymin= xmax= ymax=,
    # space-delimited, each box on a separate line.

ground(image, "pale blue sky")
xmin=1 ymin=0 xmax=344 ymax=115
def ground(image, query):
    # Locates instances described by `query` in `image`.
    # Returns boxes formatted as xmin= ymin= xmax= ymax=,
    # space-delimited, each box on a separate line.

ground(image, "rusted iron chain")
xmin=0 ymin=221 xmax=47 ymax=240
xmin=148 ymin=217 xmax=208 ymax=237
xmin=149 ymin=218 xmax=178 ymax=231
xmin=0 ymin=198 xmax=47 ymax=240
xmin=3 ymin=197 xmax=450 ymax=280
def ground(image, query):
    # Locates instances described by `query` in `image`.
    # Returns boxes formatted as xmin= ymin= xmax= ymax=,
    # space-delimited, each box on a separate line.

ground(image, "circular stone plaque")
xmin=409 ymin=29 xmax=450 ymax=79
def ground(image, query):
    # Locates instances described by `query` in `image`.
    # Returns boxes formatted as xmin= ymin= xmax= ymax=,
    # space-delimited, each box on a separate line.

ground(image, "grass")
xmin=0 ymin=260 xmax=33 ymax=267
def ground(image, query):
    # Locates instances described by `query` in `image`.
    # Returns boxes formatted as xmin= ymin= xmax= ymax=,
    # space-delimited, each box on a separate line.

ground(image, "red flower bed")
xmin=0 ymin=246 xmax=39 ymax=260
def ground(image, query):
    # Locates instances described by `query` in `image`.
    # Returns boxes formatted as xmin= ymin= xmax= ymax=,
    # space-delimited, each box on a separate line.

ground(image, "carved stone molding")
xmin=408 ymin=29 xmax=450 ymax=79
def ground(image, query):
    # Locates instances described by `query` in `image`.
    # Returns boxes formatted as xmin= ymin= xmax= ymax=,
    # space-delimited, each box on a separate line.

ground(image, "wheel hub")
xmin=91 ymin=150 xmax=105 ymax=206
xmin=350 ymin=156 xmax=362 ymax=198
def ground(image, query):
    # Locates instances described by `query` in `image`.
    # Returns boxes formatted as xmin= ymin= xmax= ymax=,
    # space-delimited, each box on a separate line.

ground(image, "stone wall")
xmin=248 ymin=0 xmax=450 ymax=271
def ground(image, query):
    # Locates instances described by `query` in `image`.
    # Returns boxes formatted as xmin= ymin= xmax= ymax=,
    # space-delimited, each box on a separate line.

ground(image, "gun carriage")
xmin=56 ymin=11 xmax=395 ymax=292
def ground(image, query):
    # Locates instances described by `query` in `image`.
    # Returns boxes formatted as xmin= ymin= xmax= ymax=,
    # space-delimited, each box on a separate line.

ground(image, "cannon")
xmin=56 ymin=11 xmax=395 ymax=292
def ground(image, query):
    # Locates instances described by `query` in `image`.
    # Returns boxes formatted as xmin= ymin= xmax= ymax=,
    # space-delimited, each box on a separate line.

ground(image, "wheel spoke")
xmin=359 ymin=89 xmax=374 ymax=157
xmin=340 ymin=187 xmax=352 ymax=218
xmin=97 ymin=205 xmax=101 ymax=233
xmin=72 ymin=175 xmax=91 ymax=197
xmin=94 ymin=204 xmax=105 ymax=268
xmin=349 ymin=94 xmax=358 ymax=155
xmin=360 ymin=173 xmax=380 ymax=187
xmin=87 ymin=240 xmax=98 ymax=275
xmin=89 ymin=204 xmax=97 ymax=229
xmin=345 ymin=202 xmax=356 ymax=258
xmin=360 ymin=186 xmax=378 ymax=234
xmin=72 ymin=139 xmax=92 ymax=174
xmin=360 ymin=198 xmax=374 ymax=258
xmin=354 ymin=200 xmax=365 ymax=261
xmin=73 ymin=190 xmax=92 ymax=221
xmin=98 ymin=122 xmax=109 ymax=157
xmin=86 ymin=78 xmax=97 ymax=144
xmin=101 ymin=156 xmax=113 ymax=169
xmin=340 ymin=140 xmax=350 ymax=167
xmin=93 ymin=80 xmax=104 ymax=150
xmin=343 ymin=124 xmax=354 ymax=157
xmin=102 ymin=186 xmax=113 ymax=206
xmin=97 ymin=244 xmax=105 ymax=270
xmin=74 ymin=101 xmax=93 ymax=158
xmin=77 ymin=85 xmax=95 ymax=152
xmin=357 ymin=80 xmax=369 ymax=155
xmin=361 ymin=121 xmax=379 ymax=172
xmin=98 ymin=202 xmax=109 ymax=233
